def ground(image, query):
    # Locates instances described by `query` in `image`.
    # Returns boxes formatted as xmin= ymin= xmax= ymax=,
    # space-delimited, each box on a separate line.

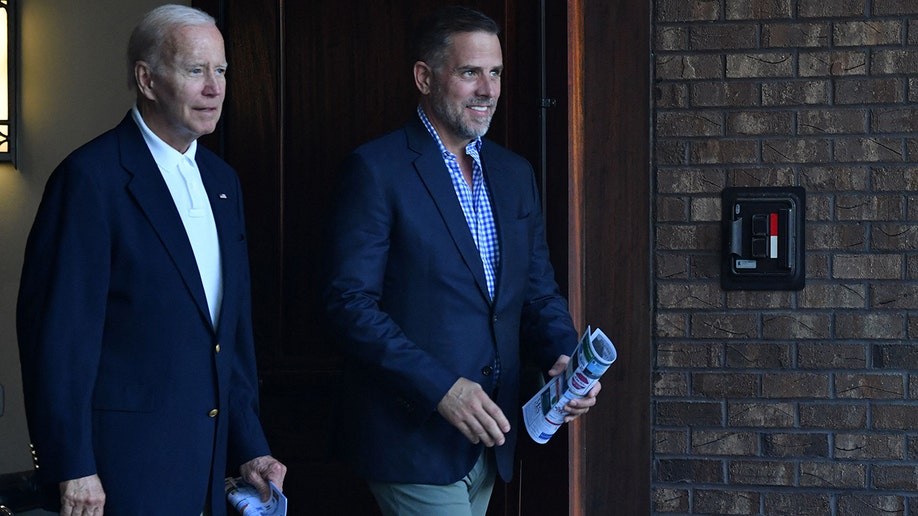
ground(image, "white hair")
xmin=127 ymin=4 xmax=217 ymax=91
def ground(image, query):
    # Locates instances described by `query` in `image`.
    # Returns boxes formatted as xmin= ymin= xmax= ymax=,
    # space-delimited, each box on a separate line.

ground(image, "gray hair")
xmin=127 ymin=4 xmax=216 ymax=91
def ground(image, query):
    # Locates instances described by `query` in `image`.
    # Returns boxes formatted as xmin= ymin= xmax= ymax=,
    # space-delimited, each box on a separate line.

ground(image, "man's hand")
xmin=437 ymin=377 xmax=510 ymax=447
xmin=548 ymin=355 xmax=602 ymax=423
xmin=59 ymin=474 xmax=105 ymax=516
xmin=240 ymin=455 xmax=288 ymax=503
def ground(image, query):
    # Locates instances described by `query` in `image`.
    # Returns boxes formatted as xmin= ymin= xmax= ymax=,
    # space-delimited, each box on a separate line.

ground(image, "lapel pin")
xmin=219 ymin=193 xmax=228 ymax=199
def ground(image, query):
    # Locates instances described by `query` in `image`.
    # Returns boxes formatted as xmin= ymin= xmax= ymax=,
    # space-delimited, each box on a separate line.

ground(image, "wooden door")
xmin=193 ymin=0 xmax=653 ymax=514
xmin=193 ymin=1 xmax=564 ymax=514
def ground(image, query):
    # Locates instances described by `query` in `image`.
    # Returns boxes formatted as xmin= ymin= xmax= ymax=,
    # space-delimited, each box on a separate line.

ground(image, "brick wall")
xmin=652 ymin=1 xmax=918 ymax=514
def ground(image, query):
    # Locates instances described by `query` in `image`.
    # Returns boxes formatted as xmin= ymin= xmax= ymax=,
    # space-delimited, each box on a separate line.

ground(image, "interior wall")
xmin=0 ymin=0 xmax=188 ymax=475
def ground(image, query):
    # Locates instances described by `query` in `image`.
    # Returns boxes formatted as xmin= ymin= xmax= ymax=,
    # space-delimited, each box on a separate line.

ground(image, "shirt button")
xmin=208 ymin=409 xmax=219 ymax=418
xmin=215 ymin=344 xmax=221 ymax=353
xmin=481 ymin=366 xmax=493 ymax=376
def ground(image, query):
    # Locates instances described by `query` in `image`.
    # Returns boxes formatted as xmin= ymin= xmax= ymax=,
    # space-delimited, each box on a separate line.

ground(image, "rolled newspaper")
xmin=522 ymin=326 xmax=617 ymax=444
xmin=225 ymin=477 xmax=287 ymax=515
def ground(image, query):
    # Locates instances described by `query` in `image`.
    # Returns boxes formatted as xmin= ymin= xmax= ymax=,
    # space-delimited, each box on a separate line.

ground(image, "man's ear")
xmin=135 ymin=61 xmax=157 ymax=101
xmin=413 ymin=61 xmax=432 ymax=95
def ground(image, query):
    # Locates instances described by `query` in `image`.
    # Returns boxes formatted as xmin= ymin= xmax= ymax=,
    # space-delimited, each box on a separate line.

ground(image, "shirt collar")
xmin=417 ymin=105 xmax=482 ymax=159
xmin=131 ymin=104 xmax=197 ymax=171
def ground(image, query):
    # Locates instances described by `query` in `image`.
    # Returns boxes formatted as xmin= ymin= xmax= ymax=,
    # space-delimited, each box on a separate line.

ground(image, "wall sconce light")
xmin=0 ymin=0 xmax=16 ymax=166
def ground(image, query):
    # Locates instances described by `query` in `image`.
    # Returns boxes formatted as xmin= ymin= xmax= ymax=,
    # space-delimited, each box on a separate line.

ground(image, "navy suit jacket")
xmin=324 ymin=117 xmax=578 ymax=484
xmin=17 ymin=113 xmax=270 ymax=515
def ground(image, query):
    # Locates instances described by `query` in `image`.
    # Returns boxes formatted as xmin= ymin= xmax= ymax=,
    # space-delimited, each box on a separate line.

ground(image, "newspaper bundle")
xmin=225 ymin=477 xmax=287 ymax=516
xmin=522 ymin=326 xmax=617 ymax=444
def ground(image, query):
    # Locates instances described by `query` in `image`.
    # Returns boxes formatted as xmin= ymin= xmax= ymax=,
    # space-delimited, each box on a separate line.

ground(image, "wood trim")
xmin=567 ymin=0 xmax=651 ymax=513
xmin=567 ymin=0 xmax=586 ymax=513
xmin=565 ymin=0 xmax=585 ymax=328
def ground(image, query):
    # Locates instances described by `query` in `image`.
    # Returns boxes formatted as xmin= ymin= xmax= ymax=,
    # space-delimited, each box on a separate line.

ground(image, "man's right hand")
xmin=437 ymin=377 xmax=510 ymax=447
xmin=60 ymin=474 xmax=105 ymax=516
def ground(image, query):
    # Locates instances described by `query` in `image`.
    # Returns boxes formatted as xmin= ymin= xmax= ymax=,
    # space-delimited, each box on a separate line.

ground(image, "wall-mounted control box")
xmin=721 ymin=186 xmax=805 ymax=290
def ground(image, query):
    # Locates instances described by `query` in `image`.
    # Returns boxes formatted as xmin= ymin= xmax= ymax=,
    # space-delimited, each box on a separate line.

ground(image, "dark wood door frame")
xmin=567 ymin=1 xmax=651 ymax=515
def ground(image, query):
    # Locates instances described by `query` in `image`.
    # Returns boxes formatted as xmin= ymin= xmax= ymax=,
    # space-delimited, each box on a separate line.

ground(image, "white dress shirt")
xmin=131 ymin=106 xmax=224 ymax=329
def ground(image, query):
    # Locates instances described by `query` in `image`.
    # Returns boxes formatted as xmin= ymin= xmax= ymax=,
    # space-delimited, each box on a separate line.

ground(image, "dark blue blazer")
xmin=325 ymin=117 xmax=578 ymax=484
xmin=17 ymin=113 xmax=270 ymax=515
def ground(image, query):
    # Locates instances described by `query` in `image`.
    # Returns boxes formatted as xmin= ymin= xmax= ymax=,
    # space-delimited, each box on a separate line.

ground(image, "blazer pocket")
xmin=516 ymin=205 xmax=533 ymax=220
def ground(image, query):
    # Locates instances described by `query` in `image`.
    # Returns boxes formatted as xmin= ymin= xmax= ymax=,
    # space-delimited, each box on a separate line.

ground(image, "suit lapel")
xmin=117 ymin=115 xmax=213 ymax=330
xmin=198 ymin=155 xmax=238 ymax=334
xmin=480 ymin=153 xmax=517 ymax=308
xmin=407 ymin=121 xmax=491 ymax=303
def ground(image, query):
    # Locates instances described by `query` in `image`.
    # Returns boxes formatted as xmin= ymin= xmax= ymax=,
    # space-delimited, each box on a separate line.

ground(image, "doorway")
xmin=193 ymin=1 xmax=651 ymax=514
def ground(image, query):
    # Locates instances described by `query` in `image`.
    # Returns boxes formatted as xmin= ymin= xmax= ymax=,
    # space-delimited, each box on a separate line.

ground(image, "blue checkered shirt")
xmin=418 ymin=106 xmax=500 ymax=300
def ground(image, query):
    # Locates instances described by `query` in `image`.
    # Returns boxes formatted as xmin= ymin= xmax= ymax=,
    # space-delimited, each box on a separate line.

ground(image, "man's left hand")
xmin=240 ymin=455 xmax=288 ymax=503
xmin=547 ymin=355 xmax=602 ymax=423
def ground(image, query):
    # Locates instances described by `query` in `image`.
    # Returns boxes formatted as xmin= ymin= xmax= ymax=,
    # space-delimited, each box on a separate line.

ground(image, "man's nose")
xmin=203 ymin=72 xmax=224 ymax=96
xmin=477 ymin=76 xmax=499 ymax=98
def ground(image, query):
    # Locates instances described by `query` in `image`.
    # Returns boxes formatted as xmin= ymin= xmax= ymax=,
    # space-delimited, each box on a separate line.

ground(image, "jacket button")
xmin=481 ymin=366 xmax=493 ymax=376
xmin=492 ymin=314 xmax=498 ymax=323
xmin=208 ymin=409 xmax=219 ymax=418
xmin=215 ymin=344 xmax=221 ymax=353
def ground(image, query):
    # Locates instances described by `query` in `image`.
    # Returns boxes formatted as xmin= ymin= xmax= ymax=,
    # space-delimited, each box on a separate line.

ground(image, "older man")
xmin=17 ymin=5 xmax=285 ymax=515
